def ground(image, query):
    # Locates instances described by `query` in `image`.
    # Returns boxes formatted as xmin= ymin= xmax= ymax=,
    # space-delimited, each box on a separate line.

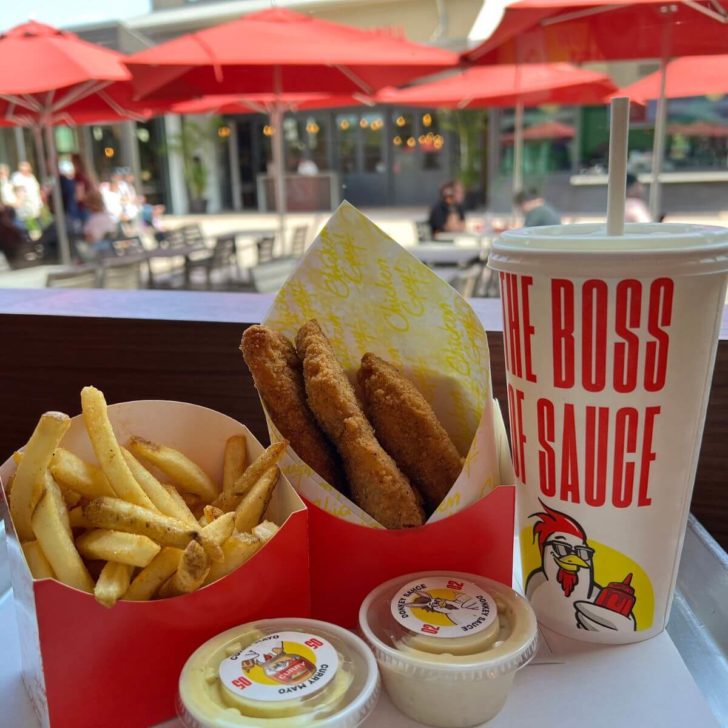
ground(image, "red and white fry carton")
xmin=260 ymin=202 xmax=515 ymax=627
xmin=0 ymin=400 xmax=309 ymax=728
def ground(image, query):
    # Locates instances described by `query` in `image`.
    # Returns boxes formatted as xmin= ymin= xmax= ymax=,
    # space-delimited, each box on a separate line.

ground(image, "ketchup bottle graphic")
xmin=595 ymin=574 xmax=635 ymax=616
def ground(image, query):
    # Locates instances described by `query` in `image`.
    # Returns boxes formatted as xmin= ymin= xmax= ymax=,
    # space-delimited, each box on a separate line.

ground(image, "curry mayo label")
xmin=499 ymin=270 xmax=725 ymax=637
xmin=391 ymin=577 xmax=497 ymax=638
xmin=219 ymin=632 xmax=338 ymax=702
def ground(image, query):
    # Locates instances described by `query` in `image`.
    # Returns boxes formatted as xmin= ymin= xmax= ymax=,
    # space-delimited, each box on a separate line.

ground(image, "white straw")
xmin=606 ymin=97 xmax=630 ymax=236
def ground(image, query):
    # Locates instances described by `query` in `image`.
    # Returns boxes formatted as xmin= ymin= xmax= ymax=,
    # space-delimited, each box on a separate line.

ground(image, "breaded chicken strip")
xmin=241 ymin=325 xmax=346 ymax=492
xmin=296 ymin=320 xmax=424 ymax=529
xmin=359 ymin=353 xmax=463 ymax=514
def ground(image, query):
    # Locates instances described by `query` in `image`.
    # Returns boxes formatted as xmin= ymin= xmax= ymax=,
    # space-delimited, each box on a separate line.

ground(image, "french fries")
xmin=94 ymin=562 xmax=134 ymax=608
xmin=6 ymin=385 xmax=283 ymax=606
xmin=232 ymin=441 xmax=287 ymax=496
xmin=205 ymin=533 xmax=262 ymax=585
xmin=50 ymin=448 xmax=115 ymax=499
xmin=10 ymin=411 xmax=71 ymax=540
xmin=83 ymin=497 xmax=200 ymax=549
xmin=162 ymin=484 xmax=198 ymax=526
xmin=199 ymin=511 xmax=235 ymax=563
xmin=22 ymin=540 xmax=55 ymax=580
xmin=235 ymin=467 xmax=279 ymax=533
xmin=127 ymin=437 xmax=218 ymax=502
xmin=31 ymin=477 xmax=94 ymax=593
xmin=124 ymin=547 xmax=182 ymax=601
xmin=158 ymin=540 xmax=209 ymax=598
xmin=223 ymin=435 xmax=247 ymax=493
xmin=76 ymin=529 xmax=161 ymax=568
xmin=122 ymin=448 xmax=199 ymax=527
xmin=81 ymin=387 xmax=157 ymax=511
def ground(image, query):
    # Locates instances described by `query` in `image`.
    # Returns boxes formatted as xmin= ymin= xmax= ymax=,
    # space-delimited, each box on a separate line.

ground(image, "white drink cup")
xmin=488 ymin=222 xmax=728 ymax=644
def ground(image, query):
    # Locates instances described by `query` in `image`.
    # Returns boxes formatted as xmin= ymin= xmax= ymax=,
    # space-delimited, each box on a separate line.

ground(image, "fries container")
xmin=0 ymin=400 xmax=309 ymax=728
xmin=260 ymin=202 xmax=515 ymax=628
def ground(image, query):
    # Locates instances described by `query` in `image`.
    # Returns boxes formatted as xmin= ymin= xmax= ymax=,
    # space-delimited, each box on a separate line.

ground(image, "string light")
xmin=339 ymin=119 xmax=350 ymax=130
xmin=406 ymin=136 xmax=416 ymax=148
xmin=393 ymin=136 xmax=402 ymax=146
xmin=395 ymin=115 xmax=406 ymax=127
xmin=306 ymin=121 xmax=320 ymax=134
xmin=263 ymin=125 xmax=274 ymax=136
xmin=359 ymin=118 xmax=369 ymax=128
xmin=103 ymin=147 xmax=115 ymax=158
xmin=217 ymin=125 xmax=231 ymax=138
xmin=422 ymin=113 xmax=432 ymax=127
xmin=418 ymin=134 xmax=426 ymax=144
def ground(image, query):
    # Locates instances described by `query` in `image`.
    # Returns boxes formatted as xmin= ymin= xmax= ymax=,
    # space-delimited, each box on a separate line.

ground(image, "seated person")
xmin=624 ymin=173 xmax=652 ymax=223
xmin=428 ymin=181 xmax=466 ymax=237
xmin=514 ymin=188 xmax=561 ymax=227
xmin=82 ymin=190 xmax=117 ymax=258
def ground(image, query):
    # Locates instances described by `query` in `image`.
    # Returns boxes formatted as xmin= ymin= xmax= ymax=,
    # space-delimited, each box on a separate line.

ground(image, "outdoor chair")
xmin=156 ymin=227 xmax=186 ymax=249
xmin=449 ymin=262 xmax=484 ymax=298
xmin=112 ymin=236 xmax=146 ymax=257
xmin=181 ymin=223 xmax=206 ymax=248
xmin=290 ymin=225 xmax=308 ymax=256
xmin=248 ymin=257 xmax=298 ymax=293
xmin=256 ymin=235 xmax=275 ymax=264
xmin=185 ymin=234 xmax=238 ymax=290
xmin=99 ymin=258 xmax=142 ymax=289
xmin=46 ymin=266 xmax=99 ymax=289
xmin=415 ymin=220 xmax=432 ymax=242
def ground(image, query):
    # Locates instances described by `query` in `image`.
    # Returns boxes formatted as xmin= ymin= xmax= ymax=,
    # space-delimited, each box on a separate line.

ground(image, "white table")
xmin=1 ymin=525 xmax=720 ymax=728
xmin=409 ymin=244 xmax=484 ymax=266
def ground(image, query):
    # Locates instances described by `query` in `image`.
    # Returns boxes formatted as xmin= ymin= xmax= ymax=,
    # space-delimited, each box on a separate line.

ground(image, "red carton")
xmin=1 ymin=400 xmax=309 ymax=728
xmin=258 ymin=203 xmax=516 ymax=627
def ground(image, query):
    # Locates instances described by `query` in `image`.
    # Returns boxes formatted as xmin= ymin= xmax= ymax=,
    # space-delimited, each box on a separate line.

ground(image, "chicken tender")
xmin=359 ymin=353 xmax=463 ymax=513
xmin=296 ymin=320 xmax=424 ymax=529
xmin=241 ymin=325 xmax=346 ymax=491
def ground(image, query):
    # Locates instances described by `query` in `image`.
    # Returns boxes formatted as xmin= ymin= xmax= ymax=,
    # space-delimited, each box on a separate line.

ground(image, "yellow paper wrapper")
xmin=263 ymin=201 xmax=500 ymax=527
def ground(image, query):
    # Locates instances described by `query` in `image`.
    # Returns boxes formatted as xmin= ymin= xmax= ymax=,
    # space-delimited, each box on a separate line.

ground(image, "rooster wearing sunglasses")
xmin=525 ymin=501 xmax=636 ymax=632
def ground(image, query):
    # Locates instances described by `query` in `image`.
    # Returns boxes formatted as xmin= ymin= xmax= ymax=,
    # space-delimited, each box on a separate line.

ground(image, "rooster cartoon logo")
xmin=525 ymin=502 xmax=637 ymax=632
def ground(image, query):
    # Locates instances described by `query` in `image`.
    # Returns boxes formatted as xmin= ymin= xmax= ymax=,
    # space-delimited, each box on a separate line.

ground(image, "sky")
xmin=1 ymin=0 xmax=151 ymax=30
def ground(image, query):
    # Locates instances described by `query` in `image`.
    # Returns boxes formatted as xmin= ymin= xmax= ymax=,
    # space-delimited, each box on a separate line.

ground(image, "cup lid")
xmin=359 ymin=571 xmax=538 ymax=680
xmin=178 ymin=618 xmax=379 ymax=727
xmin=489 ymin=222 xmax=728 ymax=277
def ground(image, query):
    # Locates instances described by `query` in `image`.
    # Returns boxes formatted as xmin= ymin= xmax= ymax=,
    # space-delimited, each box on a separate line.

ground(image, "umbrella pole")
xmin=44 ymin=124 xmax=71 ymax=265
xmin=648 ymin=58 xmax=667 ymax=221
xmin=271 ymin=105 xmax=287 ymax=254
xmin=513 ymin=101 xmax=524 ymax=196
xmin=32 ymin=125 xmax=49 ymax=182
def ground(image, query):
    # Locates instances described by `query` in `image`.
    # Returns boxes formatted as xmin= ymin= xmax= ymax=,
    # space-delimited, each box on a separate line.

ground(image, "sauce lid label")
xmin=391 ymin=577 xmax=498 ymax=638
xmin=219 ymin=631 xmax=338 ymax=702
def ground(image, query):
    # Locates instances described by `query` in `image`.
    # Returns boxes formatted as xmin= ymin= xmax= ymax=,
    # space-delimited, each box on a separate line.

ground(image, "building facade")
xmin=2 ymin=0 xmax=727 ymax=216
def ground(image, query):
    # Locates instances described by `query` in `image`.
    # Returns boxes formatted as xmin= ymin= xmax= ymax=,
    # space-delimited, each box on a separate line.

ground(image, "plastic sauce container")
xmin=359 ymin=572 xmax=537 ymax=727
xmin=178 ymin=618 xmax=380 ymax=727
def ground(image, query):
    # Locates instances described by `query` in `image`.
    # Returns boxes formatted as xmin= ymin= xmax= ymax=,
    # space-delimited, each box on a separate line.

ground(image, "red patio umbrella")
xmin=0 ymin=21 xmax=133 ymax=263
xmin=667 ymin=121 xmax=728 ymax=138
xmin=617 ymin=54 xmax=728 ymax=103
xmin=501 ymin=120 xmax=576 ymax=143
xmin=127 ymin=8 xmax=458 ymax=235
xmin=171 ymin=93 xmax=370 ymax=116
xmin=463 ymin=0 xmax=728 ymax=217
xmin=380 ymin=63 xmax=615 ymax=193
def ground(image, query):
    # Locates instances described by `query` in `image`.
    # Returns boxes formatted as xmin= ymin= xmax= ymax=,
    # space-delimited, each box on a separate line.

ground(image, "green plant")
xmin=439 ymin=109 xmax=486 ymax=190
xmin=166 ymin=117 xmax=222 ymax=201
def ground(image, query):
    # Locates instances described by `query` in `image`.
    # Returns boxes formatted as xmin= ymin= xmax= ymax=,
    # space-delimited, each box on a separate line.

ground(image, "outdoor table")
xmin=144 ymin=244 xmax=208 ymax=287
xmin=409 ymin=243 xmax=484 ymax=266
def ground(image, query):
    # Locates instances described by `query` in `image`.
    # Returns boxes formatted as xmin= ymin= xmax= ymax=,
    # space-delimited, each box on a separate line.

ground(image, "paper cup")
xmin=488 ymin=222 xmax=728 ymax=644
